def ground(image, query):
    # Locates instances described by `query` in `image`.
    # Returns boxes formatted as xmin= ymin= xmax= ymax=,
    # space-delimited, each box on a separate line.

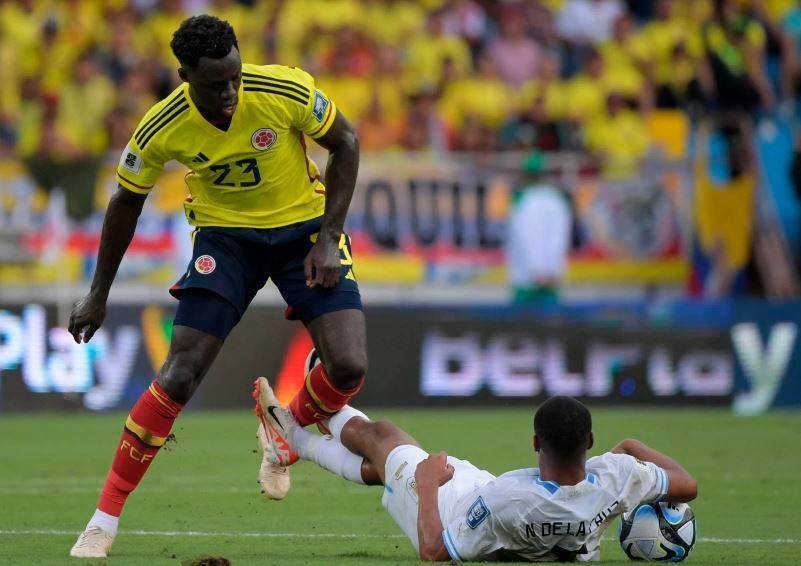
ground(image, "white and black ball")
xmin=619 ymin=502 xmax=696 ymax=561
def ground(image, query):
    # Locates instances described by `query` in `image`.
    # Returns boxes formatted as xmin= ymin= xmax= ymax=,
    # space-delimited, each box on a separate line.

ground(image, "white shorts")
xmin=381 ymin=444 xmax=495 ymax=552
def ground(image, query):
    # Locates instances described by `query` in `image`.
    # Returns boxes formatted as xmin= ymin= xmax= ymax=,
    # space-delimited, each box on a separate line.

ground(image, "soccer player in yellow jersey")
xmin=67 ymin=15 xmax=366 ymax=558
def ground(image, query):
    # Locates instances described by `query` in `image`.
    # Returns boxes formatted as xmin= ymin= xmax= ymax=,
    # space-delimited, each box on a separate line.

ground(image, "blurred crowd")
xmin=1 ymin=0 xmax=801 ymax=219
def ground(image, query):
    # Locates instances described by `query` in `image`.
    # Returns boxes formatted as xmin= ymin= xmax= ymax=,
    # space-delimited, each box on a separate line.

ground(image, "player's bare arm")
xmin=612 ymin=438 xmax=698 ymax=502
xmin=305 ymin=111 xmax=359 ymax=288
xmin=68 ymin=186 xmax=147 ymax=344
xmin=415 ymin=452 xmax=456 ymax=562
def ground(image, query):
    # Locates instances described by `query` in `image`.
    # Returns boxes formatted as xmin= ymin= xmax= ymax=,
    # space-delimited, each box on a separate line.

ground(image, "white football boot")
xmin=69 ymin=526 xmax=115 ymax=558
xmin=253 ymin=377 xmax=298 ymax=500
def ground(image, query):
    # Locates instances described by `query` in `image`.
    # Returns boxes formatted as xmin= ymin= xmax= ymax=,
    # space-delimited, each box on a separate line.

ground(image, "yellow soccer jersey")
xmin=116 ymin=63 xmax=337 ymax=228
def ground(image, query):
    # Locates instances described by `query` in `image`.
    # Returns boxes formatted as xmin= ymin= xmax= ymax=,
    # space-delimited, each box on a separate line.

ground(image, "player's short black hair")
xmin=170 ymin=14 xmax=238 ymax=68
xmin=534 ymin=396 xmax=592 ymax=464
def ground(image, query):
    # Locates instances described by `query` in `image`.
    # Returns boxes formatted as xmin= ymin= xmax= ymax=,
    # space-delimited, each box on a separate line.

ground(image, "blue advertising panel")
xmin=731 ymin=301 xmax=801 ymax=413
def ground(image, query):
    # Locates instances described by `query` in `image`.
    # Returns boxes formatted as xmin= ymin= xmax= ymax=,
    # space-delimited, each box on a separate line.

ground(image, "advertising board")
xmin=0 ymin=303 xmax=739 ymax=412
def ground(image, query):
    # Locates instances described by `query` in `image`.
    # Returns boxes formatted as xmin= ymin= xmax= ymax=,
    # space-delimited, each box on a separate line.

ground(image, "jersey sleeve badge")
xmin=466 ymin=496 xmax=491 ymax=529
xmin=312 ymin=91 xmax=329 ymax=122
xmin=120 ymin=146 xmax=143 ymax=174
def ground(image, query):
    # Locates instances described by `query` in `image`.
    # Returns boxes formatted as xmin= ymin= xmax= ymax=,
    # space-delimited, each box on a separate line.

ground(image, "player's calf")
xmin=290 ymin=311 xmax=367 ymax=426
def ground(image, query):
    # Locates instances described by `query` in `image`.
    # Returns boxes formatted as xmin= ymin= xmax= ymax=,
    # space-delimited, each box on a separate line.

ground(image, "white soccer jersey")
xmin=441 ymin=452 xmax=669 ymax=562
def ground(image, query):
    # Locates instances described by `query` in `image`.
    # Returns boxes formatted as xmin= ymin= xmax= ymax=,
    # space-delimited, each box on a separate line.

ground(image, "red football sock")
xmin=97 ymin=381 xmax=183 ymax=517
xmin=288 ymin=364 xmax=364 ymax=426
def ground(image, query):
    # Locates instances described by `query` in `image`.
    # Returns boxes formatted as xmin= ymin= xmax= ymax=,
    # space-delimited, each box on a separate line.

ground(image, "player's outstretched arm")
xmin=304 ymin=110 xmax=359 ymax=288
xmin=415 ymin=452 xmax=455 ymax=562
xmin=612 ymin=439 xmax=698 ymax=503
xmin=68 ymin=185 xmax=146 ymax=343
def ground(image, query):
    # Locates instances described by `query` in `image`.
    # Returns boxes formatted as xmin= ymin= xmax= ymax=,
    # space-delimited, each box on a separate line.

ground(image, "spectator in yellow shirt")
xmin=53 ymin=0 xmax=105 ymax=55
xmin=56 ymin=52 xmax=115 ymax=158
xmin=19 ymin=17 xmax=83 ymax=96
xmin=0 ymin=32 xmax=21 ymax=137
xmin=320 ymin=45 xmax=408 ymax=150
xmin=370 ymin=47 xmax=407 ymax=126
xmin=0 ymin=0 xmax=42 ymax=80
xmin=584 ymin=92 xmax=651 ymax=178
xmin=519 ymin=54 xmax=567 ymax=122
xmin=699 ymin=0 xmax=774 ymax=113
xmin=20 ymin=51 xmax=114 ymax=221
xmin=598 ymin=13 xmax=651 ymax=107
xmin=404 ymin=9 xmax=472 ymax=93
xmin=656 ymin=41 xmax=704 ymax=109
xmin=361 ymin=0 xmax=427 ymax=47
xmin=136 ymin=0 xmax=187 ymax=66
xmin=635 ymin=0 xmax=704 ymax=99
xmin=564 ymin=50 xmax=607 ymax=123
xmin=440 ymin=52 xmax=515 ymax=135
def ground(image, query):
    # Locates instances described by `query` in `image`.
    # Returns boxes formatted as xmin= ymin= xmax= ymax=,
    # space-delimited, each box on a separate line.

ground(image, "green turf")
xmin=0 ymin=407 xmax=799 ymax=565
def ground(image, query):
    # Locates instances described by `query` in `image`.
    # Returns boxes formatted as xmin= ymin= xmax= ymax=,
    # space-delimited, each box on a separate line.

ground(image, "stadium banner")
xmin=0 ymin=302 xmax=742 ymax=412
xmin=0 ymin=152 xmax=690 ymax=287
xmin=349 ymin=153 xmax=689 ymax=286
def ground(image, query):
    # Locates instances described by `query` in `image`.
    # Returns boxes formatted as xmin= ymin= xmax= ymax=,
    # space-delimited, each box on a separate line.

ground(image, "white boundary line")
xmin=695 ymin=537 xmax=800 ymax=544
xmin=0 ymin=529 xmax=797 ymax=544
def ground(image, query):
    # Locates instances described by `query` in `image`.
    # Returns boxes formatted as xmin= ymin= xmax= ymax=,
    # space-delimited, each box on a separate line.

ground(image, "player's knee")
xmin=157 ymin=367 xmax=197 ymax=404
xmin=324 ymin=352 xmax=367 ymax=390
xmin=157 ymin=345 xmax=208 ymax=403
xmin=156 ymin=327 xmax=221 ymax=403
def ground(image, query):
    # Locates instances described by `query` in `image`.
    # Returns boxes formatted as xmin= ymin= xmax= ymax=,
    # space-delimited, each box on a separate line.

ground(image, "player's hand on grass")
xmin=415 ymin=452 xmax=455 ymax=489
xmin=68 ymin=293 xmax=107 ymax=344
xmin=304 ymin=234 xmax=341 ymax=288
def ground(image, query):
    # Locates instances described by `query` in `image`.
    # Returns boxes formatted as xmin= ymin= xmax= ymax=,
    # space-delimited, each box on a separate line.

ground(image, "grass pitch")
xmin=0 ymin=407 xmax=799 ymax=565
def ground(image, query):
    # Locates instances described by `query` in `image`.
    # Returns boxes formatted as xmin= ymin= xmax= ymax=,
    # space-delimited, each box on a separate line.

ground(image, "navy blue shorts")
xmin=169 ymin=217 xmax=362 ymax=326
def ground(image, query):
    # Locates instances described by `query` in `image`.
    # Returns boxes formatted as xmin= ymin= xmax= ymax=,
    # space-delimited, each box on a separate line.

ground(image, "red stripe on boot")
xmin=97 ymin=381 xmax=184 ymax=516
xmin=288 ymin=365 xmax=364 ymax=426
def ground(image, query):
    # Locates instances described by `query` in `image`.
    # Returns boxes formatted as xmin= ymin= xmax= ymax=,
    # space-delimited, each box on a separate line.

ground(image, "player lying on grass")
xmin=255 ymin=378 xmax=697 ymax=562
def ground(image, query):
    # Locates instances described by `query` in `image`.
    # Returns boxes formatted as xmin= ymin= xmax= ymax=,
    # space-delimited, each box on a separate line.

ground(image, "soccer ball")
xmin=619 ymin=502 xmax=696 ymax=561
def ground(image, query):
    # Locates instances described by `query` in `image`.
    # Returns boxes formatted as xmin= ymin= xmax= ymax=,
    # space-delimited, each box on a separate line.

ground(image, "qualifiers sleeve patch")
xmin=466 ymin=496 xmax=490 ymax=529
xmin=312 ymin=90 xmax=329 ymax=122
xmin=120 ymin=146 xmax=143 ymax=174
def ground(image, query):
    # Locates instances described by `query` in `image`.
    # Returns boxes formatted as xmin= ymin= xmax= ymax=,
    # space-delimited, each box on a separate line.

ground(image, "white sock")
xmin=290 ymin=427 xmax=365 ymax=485
xmin=288 ymin=424 xmax=320 ymax=461
xmin=86 ymin=509 xmax=119 ymax=536
xmin=313 ymin=435 xmax=366 ymax=484
xmin=324 ymin=405 xmax=369 ymax=440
